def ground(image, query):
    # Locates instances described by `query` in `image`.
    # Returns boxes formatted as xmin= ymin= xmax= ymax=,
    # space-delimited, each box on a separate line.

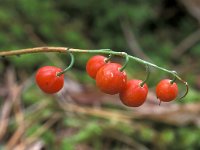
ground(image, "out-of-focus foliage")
xmin=0 ymin=0 xmax=200 ymax=149
xmin=0 ymin=0 xmax=199 ymax=81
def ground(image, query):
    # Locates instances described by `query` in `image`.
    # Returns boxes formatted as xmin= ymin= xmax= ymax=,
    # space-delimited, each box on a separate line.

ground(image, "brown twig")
xmin=0 ymin=100 xmax=12 ymax=140
xmin=6 ymin=125 xmax=26 ymax=149
xmin=58 ymin=99 xmax=200 ymax=126
xmin=179 ymin=0 xmax=200 ymax=23
xmin=24 ymin=113 xmax=61 ymax=146
xmin=58 ymin=102 xmax=132 ymax=124
xmin=6 ymin=101 xmax=51 ymax=149
xmin=0 ymin=47 xmax=109 ymax=57
xmin=0 ymin=68 xmax=22 ymax=140
xmin=0 ymin=47 xmax=68 ymax=56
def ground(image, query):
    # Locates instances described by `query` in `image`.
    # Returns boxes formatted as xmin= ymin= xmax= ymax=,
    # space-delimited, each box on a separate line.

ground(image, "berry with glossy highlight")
xmin=86 ymin=55 xmax=108 ymax=79
xmin=119 ymin=79 xmax=148 ymax=107
xmin=156 ymin=79 xmax=178 ymax=102
xmin=96 ymin=63 xmax=127 ymax=95
xmin=35 ymin=66 xmax=64 ymax=94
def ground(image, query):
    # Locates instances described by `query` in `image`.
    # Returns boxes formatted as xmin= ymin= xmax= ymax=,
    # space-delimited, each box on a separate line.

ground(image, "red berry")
xmin=156 ymin=79 xmax=178 ymax=102
xmin=96 ymin=63 xmax=127 ymax=95
xmin=35 ymin=66 xmax=64 ymax=94
xmin=119 ymin=79 xmax=148 ymax=107
xmin=86 ymin=55 xmax=107 ymax=79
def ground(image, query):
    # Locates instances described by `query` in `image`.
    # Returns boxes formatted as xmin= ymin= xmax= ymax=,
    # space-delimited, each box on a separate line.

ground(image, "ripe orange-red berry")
xmin=156 ymin=79 xmax=178 ymax=102
xmin=120 ymin=79 xmax=148 ymax=107
xmin=86 ymin=55 xmax=107 ymax=79
xmin=96 ymin=63 xmax=127 ymax=95
xmin=35 ymin=66 xmax=64 ymax=94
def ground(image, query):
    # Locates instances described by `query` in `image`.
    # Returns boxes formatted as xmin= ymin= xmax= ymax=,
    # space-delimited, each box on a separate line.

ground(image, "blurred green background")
xmin=0 ymin=0 xmax=200 ymax=150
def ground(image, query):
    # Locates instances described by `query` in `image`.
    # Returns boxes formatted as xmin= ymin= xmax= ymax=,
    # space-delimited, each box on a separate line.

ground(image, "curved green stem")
xmin=140 ymin=65 xmax=150 ymax=87
xmin=57 ymin=52 xmax=74 ymax=76
xmin=170 ymin=73 xmax=177 ymax=84
xmin=169 ymin=71 xmax=188 ymax=100
xmin=180 ymin=82 xmax=189 ymax=99
xmin=178 ymin=80 xmax=189 ymax=100
xmin=119 ymin=52 xmax=129 ymax=72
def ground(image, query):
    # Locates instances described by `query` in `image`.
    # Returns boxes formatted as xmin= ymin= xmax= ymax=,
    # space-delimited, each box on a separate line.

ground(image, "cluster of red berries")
xmin=86 ymin=55 xmax=178 ymax=107
xmin=35 ymin=55 xmax=178 ymax=107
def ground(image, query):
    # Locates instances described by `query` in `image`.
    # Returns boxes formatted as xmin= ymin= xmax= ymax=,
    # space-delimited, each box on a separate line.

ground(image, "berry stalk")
xmin=0 ymin=46 xmax=188 ymax=96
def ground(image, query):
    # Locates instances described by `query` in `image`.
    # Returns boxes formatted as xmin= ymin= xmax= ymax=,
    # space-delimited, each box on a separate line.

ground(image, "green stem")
xmin=57 ymin=52 xmax=74 ymax=76
xmin=179 ymin=82 xmax=189 ymax=100
xmin=170 ymin=73 xmax=177 ymax=84
xmin=119 ymin=52 xmax=129 ymax=72
xmin=140 ymin=65 xmax=150 ymax=87
xmin=68 ymin=48 xmax=179 ymax=79
xmin=0 ymin=47 xmax=183 ymax=79
xmin=63 ymin=48 xmax=180 ymax=79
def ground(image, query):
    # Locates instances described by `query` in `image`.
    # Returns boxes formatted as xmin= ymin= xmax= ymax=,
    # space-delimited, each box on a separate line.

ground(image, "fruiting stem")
xmin=0 ymin=46 xmax=188 ymax=97
xmin=119 ymin=52 xmax=129 ymax=72
xmin=0 ymin=47 xmax=184 ymax=78
xmin=181 ymin=82 xmax=189 ymax=99
xmin=178 ymin=81 xmax=189 ymax=100
xmin=57 ymin=52 xmax=74 ymax=76
xmin=170 ymin=74 xmax=177 ymax=84
xmin=0 ymin=47 xmax=180 ymax=77
xmin=140 ymin=65 xmax=150 ymax=87
xmin=169 ymin=71 xmax=188 ymax=100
